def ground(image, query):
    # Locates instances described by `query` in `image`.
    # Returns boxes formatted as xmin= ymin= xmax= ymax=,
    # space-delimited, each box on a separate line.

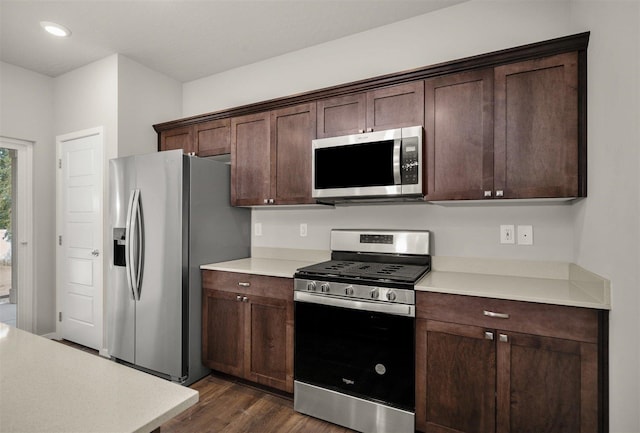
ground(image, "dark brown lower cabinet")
xmin=416 ymin=292 xmax=606 ymax=433
xmin=202 ymin=270 xmax=294 ymax=393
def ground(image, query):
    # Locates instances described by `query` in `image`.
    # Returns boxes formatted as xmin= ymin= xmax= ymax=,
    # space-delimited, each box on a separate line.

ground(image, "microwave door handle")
xmin=393 ymin=138 xmax=402 ymax=184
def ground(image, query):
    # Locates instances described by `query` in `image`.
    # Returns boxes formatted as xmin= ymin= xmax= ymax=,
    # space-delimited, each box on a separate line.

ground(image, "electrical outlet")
xmin=254 ymin=222 xmax=262 ymax=237
xmin=500 ymin=225 xmax=515 ymax=244
xmin=517 ymin=225 xmax=533 ymax=245
xmin=300 ymin=223 xmax=308 ymax=237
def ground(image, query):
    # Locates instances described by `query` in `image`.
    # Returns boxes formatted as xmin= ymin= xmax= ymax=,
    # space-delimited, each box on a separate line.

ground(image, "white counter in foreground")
xmin=0 ymin=323 xmax=198 ymax=433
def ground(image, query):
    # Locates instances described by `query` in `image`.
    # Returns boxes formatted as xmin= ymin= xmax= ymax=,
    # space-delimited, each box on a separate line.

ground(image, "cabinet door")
xmin=202 ymin=289 xmax=245 ymax=378
xmin=231 ymin=112 xmax=271 ymax=206
xmin=196 ymin=119 xmax=230 ymax=157
xmin=271 ymin=103 xmax=316 ymax=205
xmin=316 ymin=93 xmax=366 ymax=138
xmin=494 ymin=52 xmax=580 ymax=199
xmin=496 ymin=330 xmax=598 ymax=433
xmin=424 ymin=70 xmax=494 ymax=200
xmin=244 ymin=294 xmax=290 ymax=392
xmin=367 ymin=81 xmax=424 ymax=131
xmin=416 ymin=319 xmax=496 ymax=433
xmin=159 ymin=125 xmax=195 ymax=154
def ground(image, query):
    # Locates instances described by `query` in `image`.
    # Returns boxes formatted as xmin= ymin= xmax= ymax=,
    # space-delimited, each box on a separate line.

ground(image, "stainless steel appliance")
xmin=312 ymin=126 xmax=424 ymax=203
xmin=293 ymin=229 xmax=431 ymax=433
xmin=107 ymin=149 xmax=250 ymax=386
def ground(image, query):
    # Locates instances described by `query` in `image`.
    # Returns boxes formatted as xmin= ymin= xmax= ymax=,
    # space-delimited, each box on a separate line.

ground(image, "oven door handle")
xmin=294 ymin=292 xmax=415 ymax=318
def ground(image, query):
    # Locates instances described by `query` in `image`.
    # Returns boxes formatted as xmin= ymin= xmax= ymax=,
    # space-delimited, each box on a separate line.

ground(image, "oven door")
xmin=294 ymin=294 xmax=415 ymax=411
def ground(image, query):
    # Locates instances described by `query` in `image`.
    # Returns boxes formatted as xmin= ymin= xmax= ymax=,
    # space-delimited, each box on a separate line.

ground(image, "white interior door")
xmin=56 ymin=128 xmax=103 ymax=350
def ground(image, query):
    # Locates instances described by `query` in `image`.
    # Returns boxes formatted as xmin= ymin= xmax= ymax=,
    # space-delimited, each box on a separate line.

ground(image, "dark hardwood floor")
xmin=161 ymin=374 xmax=353 ymax=433
xmin=56 ymin=340 xmax=353 ymax=433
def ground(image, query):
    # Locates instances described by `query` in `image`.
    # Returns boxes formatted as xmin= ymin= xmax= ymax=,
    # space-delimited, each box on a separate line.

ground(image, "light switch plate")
xmin=517 ymin=225 xmax=533 ymax=245
xmin=300 ymin=223 xmax=308 ymax=237
xmin=254 ymin=222 xmax=262 ymax=237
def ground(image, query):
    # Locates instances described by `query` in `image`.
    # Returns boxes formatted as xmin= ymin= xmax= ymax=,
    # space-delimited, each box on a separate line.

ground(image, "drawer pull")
xmin=238 ymin=282 xmax=250 ymax=287
xmin=484 ymin=331 xmax=494 ymax=341
xmin=242 ymin=296 xmax=249 ymax=303
xmin=499 ymin=334 xmax=509 ymax=343
xmin=483 ymin=310 xmax=510 ymax=319
xmin=236 ymin=295 xmax=242 ymax=301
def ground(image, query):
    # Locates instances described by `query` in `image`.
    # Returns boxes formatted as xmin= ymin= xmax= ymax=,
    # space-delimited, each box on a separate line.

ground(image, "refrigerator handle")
xmin=133 ymin=190 xmax=144 ymax=300
xmin=125 ymin=189 xmax=140 ymax=300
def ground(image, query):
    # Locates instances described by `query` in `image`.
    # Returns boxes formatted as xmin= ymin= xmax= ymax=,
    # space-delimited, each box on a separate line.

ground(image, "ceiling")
xmin=0 ymin=0 xmax=466 ymax=83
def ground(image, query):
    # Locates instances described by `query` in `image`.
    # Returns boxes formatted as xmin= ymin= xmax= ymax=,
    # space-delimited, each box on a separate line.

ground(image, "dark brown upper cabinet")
xmin=154 ymin=33 xmax=589 ymax=203
xmin=424 ymin=69 xmax=494 ymax=201
xmin=159 ymin=125 xmax=195 ymax=154
xmin=425 ymin=51 xmax=584 ymax=201
xmin=231 ymin=112 xmax=271 ymax=206
xmin=316 ymin=81 xmax=424 ymax=138
xmin=158 ymin=119 xmax=230 ymax=157
xmin=231 ymin=102 xmax=316 ymax=206
xmin=494 ymin=52 xmax=581 ymax=199
xmin=270 ymin=103 xmax=316 ymax=205
xmin=195 ymin=119 xmax=231 ymax=157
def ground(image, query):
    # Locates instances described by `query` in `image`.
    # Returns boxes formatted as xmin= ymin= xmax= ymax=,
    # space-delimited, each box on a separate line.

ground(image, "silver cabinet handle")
xmin=236 ymin=295 xmax=242 ymax=301
xmin=495 ymin=190 xmax=504 ymax=197
xmin=499 ymin=334 xmax=509 ymax=343
xmin=91 ymin=249 xmax=100 ymax=257
xmin=366 ymin=128 xmax=373 ymax=132
xmin=358 ymin=129 xmax=365 ymax=134
xmin=483 ymin=310 xmax=510 ymax=319
xmin=483 ymin=190 xmax=492 ymax=197
xmin=268 ymin=198 xmax=275 ymax=204
xmin=238 ymin=282 xmax=250 ymax=287
xmin=484 ymin=331 xmax=494 ymax=341
xmin=263 ymin=199 xmax=268 ymax=204
xmin=242 ymin=296 xmax=249 ymax=303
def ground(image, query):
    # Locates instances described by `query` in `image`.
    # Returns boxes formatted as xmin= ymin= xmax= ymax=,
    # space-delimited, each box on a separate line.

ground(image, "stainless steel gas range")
xmin=293 ymin=229 xmax=431 ymax=433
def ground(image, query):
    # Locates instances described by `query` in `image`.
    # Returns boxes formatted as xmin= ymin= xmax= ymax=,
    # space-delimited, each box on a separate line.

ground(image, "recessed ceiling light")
xmin=40 ymin=21 xmax=71 ymax=38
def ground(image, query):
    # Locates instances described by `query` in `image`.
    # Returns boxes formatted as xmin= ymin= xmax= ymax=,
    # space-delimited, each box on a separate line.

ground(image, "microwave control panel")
xmin=401 ymin=137 xmax=420 ymax=185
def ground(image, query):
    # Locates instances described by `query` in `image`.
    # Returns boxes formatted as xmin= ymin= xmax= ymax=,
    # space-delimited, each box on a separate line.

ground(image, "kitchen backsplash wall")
xmin=252 ymin=202 xmax=574 ymax=262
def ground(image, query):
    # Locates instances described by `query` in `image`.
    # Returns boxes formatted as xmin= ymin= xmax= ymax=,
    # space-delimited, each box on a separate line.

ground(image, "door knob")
xmin=91 ymin=249 xmax=100 ymax=257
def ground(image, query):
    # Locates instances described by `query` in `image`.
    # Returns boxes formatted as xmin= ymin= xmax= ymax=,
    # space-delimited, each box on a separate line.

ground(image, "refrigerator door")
xmin=107 ymin=156 xmax=137 ymax=365
xmin=133 ymin=150 xmax=184 ymax=380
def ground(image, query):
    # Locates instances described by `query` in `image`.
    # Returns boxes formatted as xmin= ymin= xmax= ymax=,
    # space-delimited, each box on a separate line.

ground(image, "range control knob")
xmin=320 ymin=283 xmax=330 ymax=293
xmin=345 ymin=286 xmax=355 ymax=296
xmin=306 ymin=281 xmax=317 ymax=292
xmin=370 ymin=288 xmax=380 ymax=299
xmin=386 ymin=291 xmax=397 ymax=301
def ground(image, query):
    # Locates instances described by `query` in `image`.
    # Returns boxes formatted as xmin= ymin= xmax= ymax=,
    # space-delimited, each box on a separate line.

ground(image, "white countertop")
xmin=201 ymin=250 xmax=611 ymax=310
xmin=0 ymin=324 xmax=198 ymax=433
xmin=201 ymin=257 xmax=317 ymax=278
xmin=417 ymin=270 xmax=609 ymax=309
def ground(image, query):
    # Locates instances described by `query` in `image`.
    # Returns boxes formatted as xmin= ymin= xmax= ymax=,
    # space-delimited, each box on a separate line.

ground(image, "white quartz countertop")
xmin=201 ymin=251 xmax=611 ymax=310
xmin=201 ymin=257 xmax=316 ymax=278
xmin=0 ymin=324 xmax=198 ymax=433
xmin=416 ymin=259 xmax=610 ymax=310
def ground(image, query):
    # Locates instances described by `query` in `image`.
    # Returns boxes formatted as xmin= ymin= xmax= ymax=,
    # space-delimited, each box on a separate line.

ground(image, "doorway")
xmin=0 ymin=137 xmax=34 ymax=331
xmin=56 ymin=127 xmax=104 ymax=350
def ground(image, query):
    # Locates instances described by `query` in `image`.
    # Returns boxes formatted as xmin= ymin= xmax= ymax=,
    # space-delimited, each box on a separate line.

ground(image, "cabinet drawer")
xmin=416 ymin=292 xmax=599 ymax=343
xmin=202 ymin=270 xmax=292 ymax=301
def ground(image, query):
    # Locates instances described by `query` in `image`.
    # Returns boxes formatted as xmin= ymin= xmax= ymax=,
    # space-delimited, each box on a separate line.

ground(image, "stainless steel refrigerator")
xmin=107 ymin=149 xmax=250 ymax=386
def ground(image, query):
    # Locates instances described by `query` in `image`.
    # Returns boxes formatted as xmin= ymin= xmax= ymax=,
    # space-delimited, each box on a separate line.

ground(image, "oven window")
xmin=314 ymin=140 xmax=395 ymax=189
xmin=295 ymin=301 xmax=415 ymax=411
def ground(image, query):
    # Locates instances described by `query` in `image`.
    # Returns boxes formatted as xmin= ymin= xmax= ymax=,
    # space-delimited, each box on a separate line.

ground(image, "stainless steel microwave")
xmin=312 ymin=126 xmax=424 ymax=202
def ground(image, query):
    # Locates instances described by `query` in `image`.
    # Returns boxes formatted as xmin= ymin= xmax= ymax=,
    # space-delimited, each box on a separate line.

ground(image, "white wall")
xmin=117 ymin=55 xmax=182 ymax=157
xmin=569 ymin=1 xmax=640 ymax=431
xmin=182 ymin=1 xmax=640 ymax=430
xmin=0 ymin=61 xmax=55 ymax=334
